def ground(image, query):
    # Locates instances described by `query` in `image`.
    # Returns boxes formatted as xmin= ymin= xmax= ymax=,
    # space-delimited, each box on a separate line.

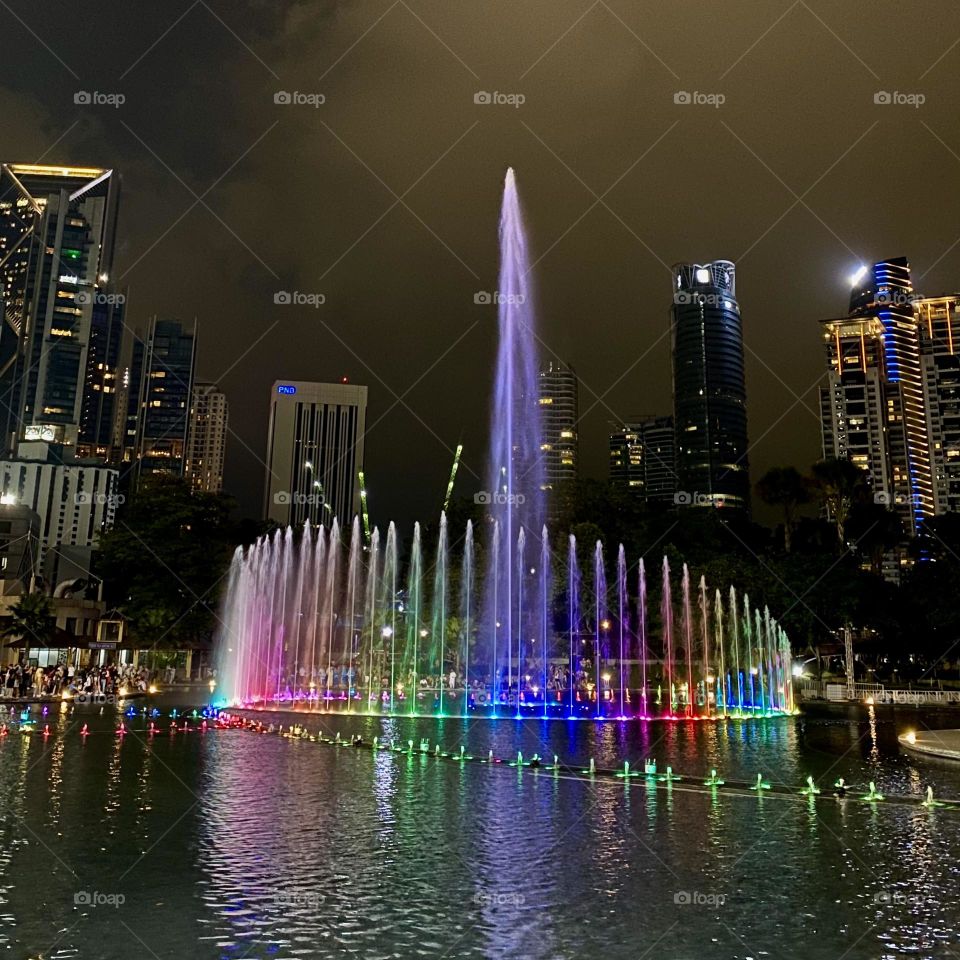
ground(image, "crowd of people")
xmin=276 ymin=662 xmax=608 ymax=705
xmin=1 ymin=662 xmax=156 ymax=700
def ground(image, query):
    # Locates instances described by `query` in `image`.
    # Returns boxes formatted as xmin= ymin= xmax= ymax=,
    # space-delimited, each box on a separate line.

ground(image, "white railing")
xmin=800 ymin=680 xmax=960 ymax=706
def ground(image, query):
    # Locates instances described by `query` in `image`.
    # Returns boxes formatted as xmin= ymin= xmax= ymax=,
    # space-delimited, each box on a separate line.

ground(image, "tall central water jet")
xmin=213 ymin=168 xmax=798 ymax=722
xmin=484 ymin=168 xmax=545 ymax=707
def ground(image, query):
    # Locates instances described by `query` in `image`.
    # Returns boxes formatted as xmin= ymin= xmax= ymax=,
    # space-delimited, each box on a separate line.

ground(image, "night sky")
xmin=5 ymin=1 xmax=960 ymax=529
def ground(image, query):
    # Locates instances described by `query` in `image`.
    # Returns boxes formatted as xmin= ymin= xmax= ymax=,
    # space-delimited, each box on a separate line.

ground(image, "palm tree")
xmin=1 ymin=592 xmax=55 ymax=655
xmin=755 ymin=466 xmax=811 ymax=553
xmin=811 ymin=458 xmax=868 ymax=546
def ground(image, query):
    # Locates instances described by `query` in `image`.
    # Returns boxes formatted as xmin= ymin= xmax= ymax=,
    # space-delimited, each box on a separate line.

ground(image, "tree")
xmin=96 ymin=475 xmax=237 ymax=649
xmin=1 ymin=592 xmax=56 ymax=652
xmin=755 ymin=466 xmax=810 ymax=553
xmin=811 ymin=458 xmax=868 ymax=546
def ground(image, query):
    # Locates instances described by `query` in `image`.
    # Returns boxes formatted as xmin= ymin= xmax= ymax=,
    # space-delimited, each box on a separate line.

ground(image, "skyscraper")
xmin=914 ymin=295 xmax=960 ymax=515
xmin=263 ymin=380 xmax=367 ymax=529
xmin=78 ymin=291 xmax=126 ymax=460
xmin=186 ymin=381 xmax=228 ymax=494
xmin=671 ymin=261 xmax=750 ymax=510
xmin=123 ymin=316 xmax=197 ymax=479
xmin=820 ymin=258 xmax=934 ymax=535
xmin=609 ymin=416 xmax=675 ymax=502
xmin=538 ymin=360 xmax=578 ymax=494
xmin=0 ymin=163 xmax=122 ymax=456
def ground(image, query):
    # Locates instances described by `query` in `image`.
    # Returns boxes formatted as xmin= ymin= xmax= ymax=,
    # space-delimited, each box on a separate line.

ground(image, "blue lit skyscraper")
xmin=820 ymin=257 xmax=934 ymax=536
xmin=671 ymin=260 xmax=750 ymax=511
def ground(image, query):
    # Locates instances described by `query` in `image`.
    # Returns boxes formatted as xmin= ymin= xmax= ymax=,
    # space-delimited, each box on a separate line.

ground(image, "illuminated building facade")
xmin=0 ymin=164 xmax=123 ymax=457
xmin=820 ymin=258 xmax=934 ymax=535
xmin=0 ymin=440 xmax=118 ymax=586
xmin=671 ymin=260 xmax=750 ymax=511
xmin=609 ymin=416 xmax=675 ymax=502
xmin=263 ymin=380 xmax=367 ymax=529
xmin=124 ymin=317 xmax=197 ymax=479
xmin=915 ymin=295 xmax=960 ymax=514
xmin=538 ymin=360 xmax=578 ymax=494
xmin=185 ymin=381 xmax=228 ymax=494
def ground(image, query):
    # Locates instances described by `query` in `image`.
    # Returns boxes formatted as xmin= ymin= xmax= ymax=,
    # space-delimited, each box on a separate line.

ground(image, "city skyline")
xmin=9 ymin=156 xmax=960 ymax=532
xmin=6 ymin=1 xmax=960 ymax=533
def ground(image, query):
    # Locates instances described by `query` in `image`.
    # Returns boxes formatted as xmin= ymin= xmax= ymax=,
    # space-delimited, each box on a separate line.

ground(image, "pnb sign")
xmin=277 ymin=385 xmax=297 ymax=395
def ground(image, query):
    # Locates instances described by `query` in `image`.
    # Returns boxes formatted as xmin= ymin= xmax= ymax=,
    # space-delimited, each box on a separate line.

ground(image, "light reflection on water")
xmin=0 ymin=704 xmax=959 ymax=958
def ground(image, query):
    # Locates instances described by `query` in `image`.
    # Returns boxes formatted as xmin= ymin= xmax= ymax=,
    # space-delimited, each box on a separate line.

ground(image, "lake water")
xmin=1 ymin=697 xmax=959 ymax=959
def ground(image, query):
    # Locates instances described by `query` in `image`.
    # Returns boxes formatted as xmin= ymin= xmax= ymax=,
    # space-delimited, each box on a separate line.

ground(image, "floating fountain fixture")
xmin=800 ymin=776 xmax=820 ymax=796
xmin=704 ymin=769 xmax=724 ymax=787
xmin=861 ymin=782 xmax=884 ymax=802
xmin=922 ymin=785 xmax=944 ymax=808
xmin=751 ymin=773 xmax=771 ymax=791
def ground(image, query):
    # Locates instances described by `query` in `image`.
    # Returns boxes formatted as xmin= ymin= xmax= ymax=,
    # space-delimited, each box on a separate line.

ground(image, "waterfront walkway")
xmin=900 ymin=729 xmax=960 ymax=761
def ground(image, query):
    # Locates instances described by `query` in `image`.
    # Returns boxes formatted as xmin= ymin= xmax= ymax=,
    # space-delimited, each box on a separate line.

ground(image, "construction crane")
xmin=442 ymin=443 xmax=464 ymax=514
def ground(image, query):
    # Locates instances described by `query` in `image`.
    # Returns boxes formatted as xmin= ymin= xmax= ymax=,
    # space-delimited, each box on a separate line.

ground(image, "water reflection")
xmin=0 ymin=706 xmax=959 ymax=957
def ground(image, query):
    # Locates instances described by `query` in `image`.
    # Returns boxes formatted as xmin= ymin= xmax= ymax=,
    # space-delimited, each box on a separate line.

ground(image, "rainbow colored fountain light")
xmin=215 ymin=169 xmax=797 ymax=723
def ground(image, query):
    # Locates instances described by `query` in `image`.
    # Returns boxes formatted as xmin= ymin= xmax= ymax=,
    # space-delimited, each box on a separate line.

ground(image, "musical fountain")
xmin=216 ymin=169 xmax=795 ymax=721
